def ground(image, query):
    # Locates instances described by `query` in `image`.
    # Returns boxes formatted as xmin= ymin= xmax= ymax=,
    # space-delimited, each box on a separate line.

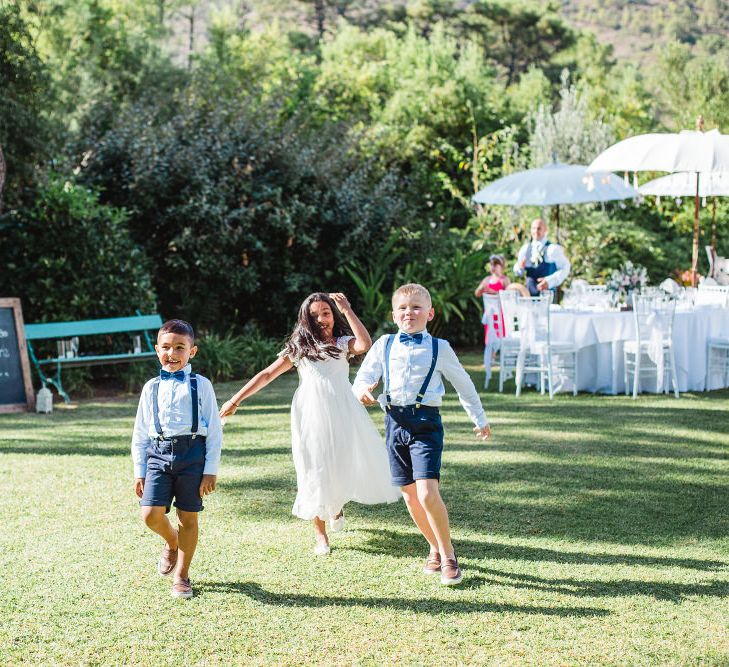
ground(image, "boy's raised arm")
xmin=438 ymin=341 xmax=489 ymax=431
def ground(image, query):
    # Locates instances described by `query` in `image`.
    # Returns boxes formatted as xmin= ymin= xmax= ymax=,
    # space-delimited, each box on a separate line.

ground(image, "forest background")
xmin=3 ymin=0 xmax=729 ymax=387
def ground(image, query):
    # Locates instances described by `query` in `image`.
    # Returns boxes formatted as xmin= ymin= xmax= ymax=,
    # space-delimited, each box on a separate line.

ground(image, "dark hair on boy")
xmin=158 ymin=319 xmax=195 ymax=342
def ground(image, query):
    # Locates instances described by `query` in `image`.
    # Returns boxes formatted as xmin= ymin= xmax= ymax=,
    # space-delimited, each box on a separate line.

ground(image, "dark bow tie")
xmin=160 ymin=369 xmax=186 ymax=381
xmin=399 ymin=332 xmax=423 ymax=345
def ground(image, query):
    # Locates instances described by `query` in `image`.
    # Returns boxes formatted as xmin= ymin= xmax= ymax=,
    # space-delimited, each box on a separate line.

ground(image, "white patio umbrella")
xmin=472 ymin=161 xmax=638 ymax=239
xmin=588 ymin=126 xmax=729 ymax=284
xmin=639 ymin=172 xmax=729 ymax=249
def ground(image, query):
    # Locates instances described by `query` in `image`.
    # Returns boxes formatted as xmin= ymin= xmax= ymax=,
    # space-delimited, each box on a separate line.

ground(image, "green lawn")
xmin=1 ymin=353 xmax=728 ymax=665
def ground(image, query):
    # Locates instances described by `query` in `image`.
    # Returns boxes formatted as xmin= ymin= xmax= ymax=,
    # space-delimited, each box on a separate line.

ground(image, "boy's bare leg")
xmin=414 ymin=479 xmax=455 ymax=559
xmin=400 ymin=482 xmax=438 ymax=552
xmin=175 ymin=510 xmax=199 ymax=580
xmin=141 ymin=506 xmax=179 ymax=548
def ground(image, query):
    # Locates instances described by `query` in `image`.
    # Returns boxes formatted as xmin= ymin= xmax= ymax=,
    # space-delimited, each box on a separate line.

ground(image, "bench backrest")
xmin=25 ymin=314 xmax=163 ymax=341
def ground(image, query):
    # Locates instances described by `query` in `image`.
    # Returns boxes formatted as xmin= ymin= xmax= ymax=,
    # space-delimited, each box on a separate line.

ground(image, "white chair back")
xmin=498 ymin=290 xmax=520 ymax=338
xmin=632 ymin=294 xmax=676 ymax=345
xmin=481 ymin=294 xmax=501 ymax=325
xmin=696 ymin=284 xmax=729 ymax=307
xmin=515 ymin=293 xmax=553 ymax=351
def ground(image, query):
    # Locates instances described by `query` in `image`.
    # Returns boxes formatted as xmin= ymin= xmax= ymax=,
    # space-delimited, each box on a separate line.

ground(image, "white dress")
xmin=287 ymin=336 xmax=401 ymax=521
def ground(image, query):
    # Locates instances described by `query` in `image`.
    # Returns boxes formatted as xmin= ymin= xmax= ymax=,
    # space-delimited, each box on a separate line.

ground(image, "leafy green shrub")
xmin=0 ymin=175 xmax=157 ymax=323
xmin=193 ymin=329 xmax=247 ymax=383
xmin=118 ymin=359 xmax=160 ymax=394
xmin=194 ymin=326 xmax=281 ymax=382
xmin=239 ymin=329 xmax=283 ymax=377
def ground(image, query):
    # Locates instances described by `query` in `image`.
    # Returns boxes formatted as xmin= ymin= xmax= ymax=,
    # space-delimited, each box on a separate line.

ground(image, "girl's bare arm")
xmin=219 ymin=356 xmax=293 ymax=418
xmin=330 ymin=293 xmax=372 ymax=355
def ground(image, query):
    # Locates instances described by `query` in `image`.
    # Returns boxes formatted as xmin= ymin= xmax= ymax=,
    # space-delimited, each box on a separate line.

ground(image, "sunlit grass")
xmin=1 ymin=353 xmax=727 ymax=665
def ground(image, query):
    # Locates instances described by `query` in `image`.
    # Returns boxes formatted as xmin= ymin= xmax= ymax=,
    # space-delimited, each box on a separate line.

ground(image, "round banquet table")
xmin=548 ymin=305 xmax=729 ymax=394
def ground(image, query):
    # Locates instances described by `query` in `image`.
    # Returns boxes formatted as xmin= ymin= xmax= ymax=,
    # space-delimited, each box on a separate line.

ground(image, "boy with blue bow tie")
xmin=131 ymin=319 xmax=223 ymax=599
xmin=354 ymin=284 xmax=490 ymax=585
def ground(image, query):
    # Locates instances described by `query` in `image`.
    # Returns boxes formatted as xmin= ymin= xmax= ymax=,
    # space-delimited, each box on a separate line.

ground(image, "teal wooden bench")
xmin=25 ymin=313 xmax=163 ymax=403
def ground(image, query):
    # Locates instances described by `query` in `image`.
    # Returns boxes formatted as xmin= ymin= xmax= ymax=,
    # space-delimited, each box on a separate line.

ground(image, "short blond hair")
xmin=392 ymin=283 xmax=432 ymax=307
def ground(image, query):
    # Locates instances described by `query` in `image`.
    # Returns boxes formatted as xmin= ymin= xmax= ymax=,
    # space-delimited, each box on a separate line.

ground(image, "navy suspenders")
xmin=151 ymin=373 xmax=199 ymax=439
xmin=383 ymin=334 xmax=439 ymax=410
xmin=189 ymin=374 xmax=198 ymax=436
xmin=384 ymin=334 xmax=396 ymax=408
xmin=416 ymin=338 xmax=439 ymax=408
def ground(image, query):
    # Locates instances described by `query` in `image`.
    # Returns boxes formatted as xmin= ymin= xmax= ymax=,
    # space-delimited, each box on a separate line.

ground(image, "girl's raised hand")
xmin=329 ymin=292 xmax=352 ymax=313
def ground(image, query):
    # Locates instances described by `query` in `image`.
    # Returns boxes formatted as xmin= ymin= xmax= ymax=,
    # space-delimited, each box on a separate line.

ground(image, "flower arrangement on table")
xmin=606 ymin=261 xmax=648 ymax=307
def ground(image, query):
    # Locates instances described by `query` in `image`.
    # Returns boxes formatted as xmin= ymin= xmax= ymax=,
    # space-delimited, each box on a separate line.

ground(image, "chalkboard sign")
xmin=0 ymin=299 xmax=34 ymax=412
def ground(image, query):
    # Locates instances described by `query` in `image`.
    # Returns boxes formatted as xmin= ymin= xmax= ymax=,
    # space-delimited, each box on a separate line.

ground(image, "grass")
xmin=1 ymin=352 xmax=728 ymax=665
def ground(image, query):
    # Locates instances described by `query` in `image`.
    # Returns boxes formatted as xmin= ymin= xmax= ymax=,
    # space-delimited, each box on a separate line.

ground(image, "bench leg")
xmin=45 ymin=361 xmax=71 ymax=404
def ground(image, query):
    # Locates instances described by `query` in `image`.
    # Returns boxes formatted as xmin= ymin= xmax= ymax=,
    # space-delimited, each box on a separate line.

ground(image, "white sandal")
xmin=329 ymin=511 xmax=345 ymax=533
xmin=313 ymin=541 xmax=331 ymax=556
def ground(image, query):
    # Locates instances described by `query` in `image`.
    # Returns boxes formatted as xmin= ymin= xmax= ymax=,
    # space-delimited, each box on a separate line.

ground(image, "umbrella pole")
xmin=692 ymin=174 xmax=700 ymax=286
xmin=711 ymin=197 xmax=717 ymax=250
xmin=552 ymin=205 xmax=560 ymax=242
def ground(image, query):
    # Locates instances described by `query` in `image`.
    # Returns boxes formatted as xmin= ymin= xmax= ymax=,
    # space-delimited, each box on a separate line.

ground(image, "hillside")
xmin=549 ymin=0 xmax=729 ymax=64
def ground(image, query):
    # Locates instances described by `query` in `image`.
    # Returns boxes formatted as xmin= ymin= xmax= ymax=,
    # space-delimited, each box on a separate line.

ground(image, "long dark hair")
xmin=283 ymin=293 xmax=353 ymax=362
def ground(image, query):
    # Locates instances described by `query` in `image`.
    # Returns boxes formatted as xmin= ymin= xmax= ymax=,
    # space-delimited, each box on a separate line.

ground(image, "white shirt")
xmin=513 ymin=238 xmax=571 ymax=288
xmin=131 ymin=364 xmax=223 ymax=478
xmin=353 ymin=331 xmax=488 ymax=429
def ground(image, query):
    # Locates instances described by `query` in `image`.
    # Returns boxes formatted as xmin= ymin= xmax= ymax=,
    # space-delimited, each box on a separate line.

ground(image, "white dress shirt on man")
xmin=513 ymin=238 xmax=571 ymax=288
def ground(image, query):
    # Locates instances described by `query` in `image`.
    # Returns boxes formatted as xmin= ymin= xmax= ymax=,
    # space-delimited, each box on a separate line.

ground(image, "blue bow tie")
xmin=160 ymin=369 xmax=186 ymax=381
xmin=399 ymin=332 xmax=423 ymax=345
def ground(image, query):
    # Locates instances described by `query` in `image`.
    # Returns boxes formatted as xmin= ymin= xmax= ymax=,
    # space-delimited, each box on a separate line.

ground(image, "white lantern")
xmin=36 ymin=385 xmax=53 ymax=414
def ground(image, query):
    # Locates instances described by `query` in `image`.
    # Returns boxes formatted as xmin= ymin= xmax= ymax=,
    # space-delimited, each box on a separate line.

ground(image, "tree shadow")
xmin=0 ymin=441 xmax=129 ymax=457
xmin=436 ymin=455 xmax=729 ymax=544
xmin=350 ymin=529 xmax=727 ymax=572
xmin=223 ymin=446 xmax=290 ymax=459
xmin=196 ymin=580 xmax=610 ymax=617
xmin=470 ymin=566 xmax=729 ymax=603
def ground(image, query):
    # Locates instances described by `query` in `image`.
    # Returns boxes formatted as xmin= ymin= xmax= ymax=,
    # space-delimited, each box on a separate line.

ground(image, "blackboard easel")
xmin=0 ymin=298 xmax=35 ymax=412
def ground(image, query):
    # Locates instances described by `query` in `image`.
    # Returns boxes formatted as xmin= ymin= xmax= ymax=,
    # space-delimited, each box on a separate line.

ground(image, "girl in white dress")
xmin=220 ymin=293 xmax=400 ymax=555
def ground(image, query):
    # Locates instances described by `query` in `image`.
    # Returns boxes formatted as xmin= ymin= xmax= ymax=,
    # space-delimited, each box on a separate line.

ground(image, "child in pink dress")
xmin=475 ymin=255 xmax=510 ymax=387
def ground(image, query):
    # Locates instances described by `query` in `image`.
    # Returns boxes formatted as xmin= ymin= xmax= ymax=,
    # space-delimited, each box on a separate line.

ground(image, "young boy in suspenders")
xmin=354 ymin=284 xmax=491 ymax=585
xmin=131 ymin=319 xmax=223 ymax=599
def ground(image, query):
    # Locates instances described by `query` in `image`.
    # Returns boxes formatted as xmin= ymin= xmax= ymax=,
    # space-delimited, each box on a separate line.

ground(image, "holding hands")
xmin=473 ymin=425 xmax=491 ymax=441
xmin=358 ymin=381 xmax=379 ymax=406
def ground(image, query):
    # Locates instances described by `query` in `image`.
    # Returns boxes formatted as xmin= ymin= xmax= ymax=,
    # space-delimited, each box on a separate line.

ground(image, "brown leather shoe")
xmin=440 ymin=556 xmax=462 ymax=585
xmin=171 ymin=577 xmax=193 ymax=599
xmin=423 ymin=551 xmax=441 ymax=574
xmin=157 ymin=544 xmax=178 ymax=576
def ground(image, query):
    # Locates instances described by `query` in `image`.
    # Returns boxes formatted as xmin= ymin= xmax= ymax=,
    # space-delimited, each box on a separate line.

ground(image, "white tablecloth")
xmin=549 ymin=306 xmax=729 ymax=394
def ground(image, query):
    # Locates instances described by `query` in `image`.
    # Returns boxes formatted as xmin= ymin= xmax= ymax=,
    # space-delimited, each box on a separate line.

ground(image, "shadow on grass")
xmin=197 ymin=581 xmax=610 ymax=617
xmin=0 ymin=444 xmax=129 ymax=457
xmin=474 ymin=567 xmax=729 ymax=602
xmin=351 ymin=529 xmax=728 ymax=572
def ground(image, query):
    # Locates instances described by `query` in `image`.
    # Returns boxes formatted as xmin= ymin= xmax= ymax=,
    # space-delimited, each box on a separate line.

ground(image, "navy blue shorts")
xmin=141 ymin=436 xmax=206 ymax=513
xmin=384 ymin=405 xmax=444 ymax=487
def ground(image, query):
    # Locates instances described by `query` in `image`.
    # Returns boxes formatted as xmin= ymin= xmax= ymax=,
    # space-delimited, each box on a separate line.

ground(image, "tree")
xmin=529 ymin=70 xmax=614 ymax=167
xmin=460 ymin=1 xmax=576 ymax=86
xmin=0 ymin=3 xmax=56 ymax=198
